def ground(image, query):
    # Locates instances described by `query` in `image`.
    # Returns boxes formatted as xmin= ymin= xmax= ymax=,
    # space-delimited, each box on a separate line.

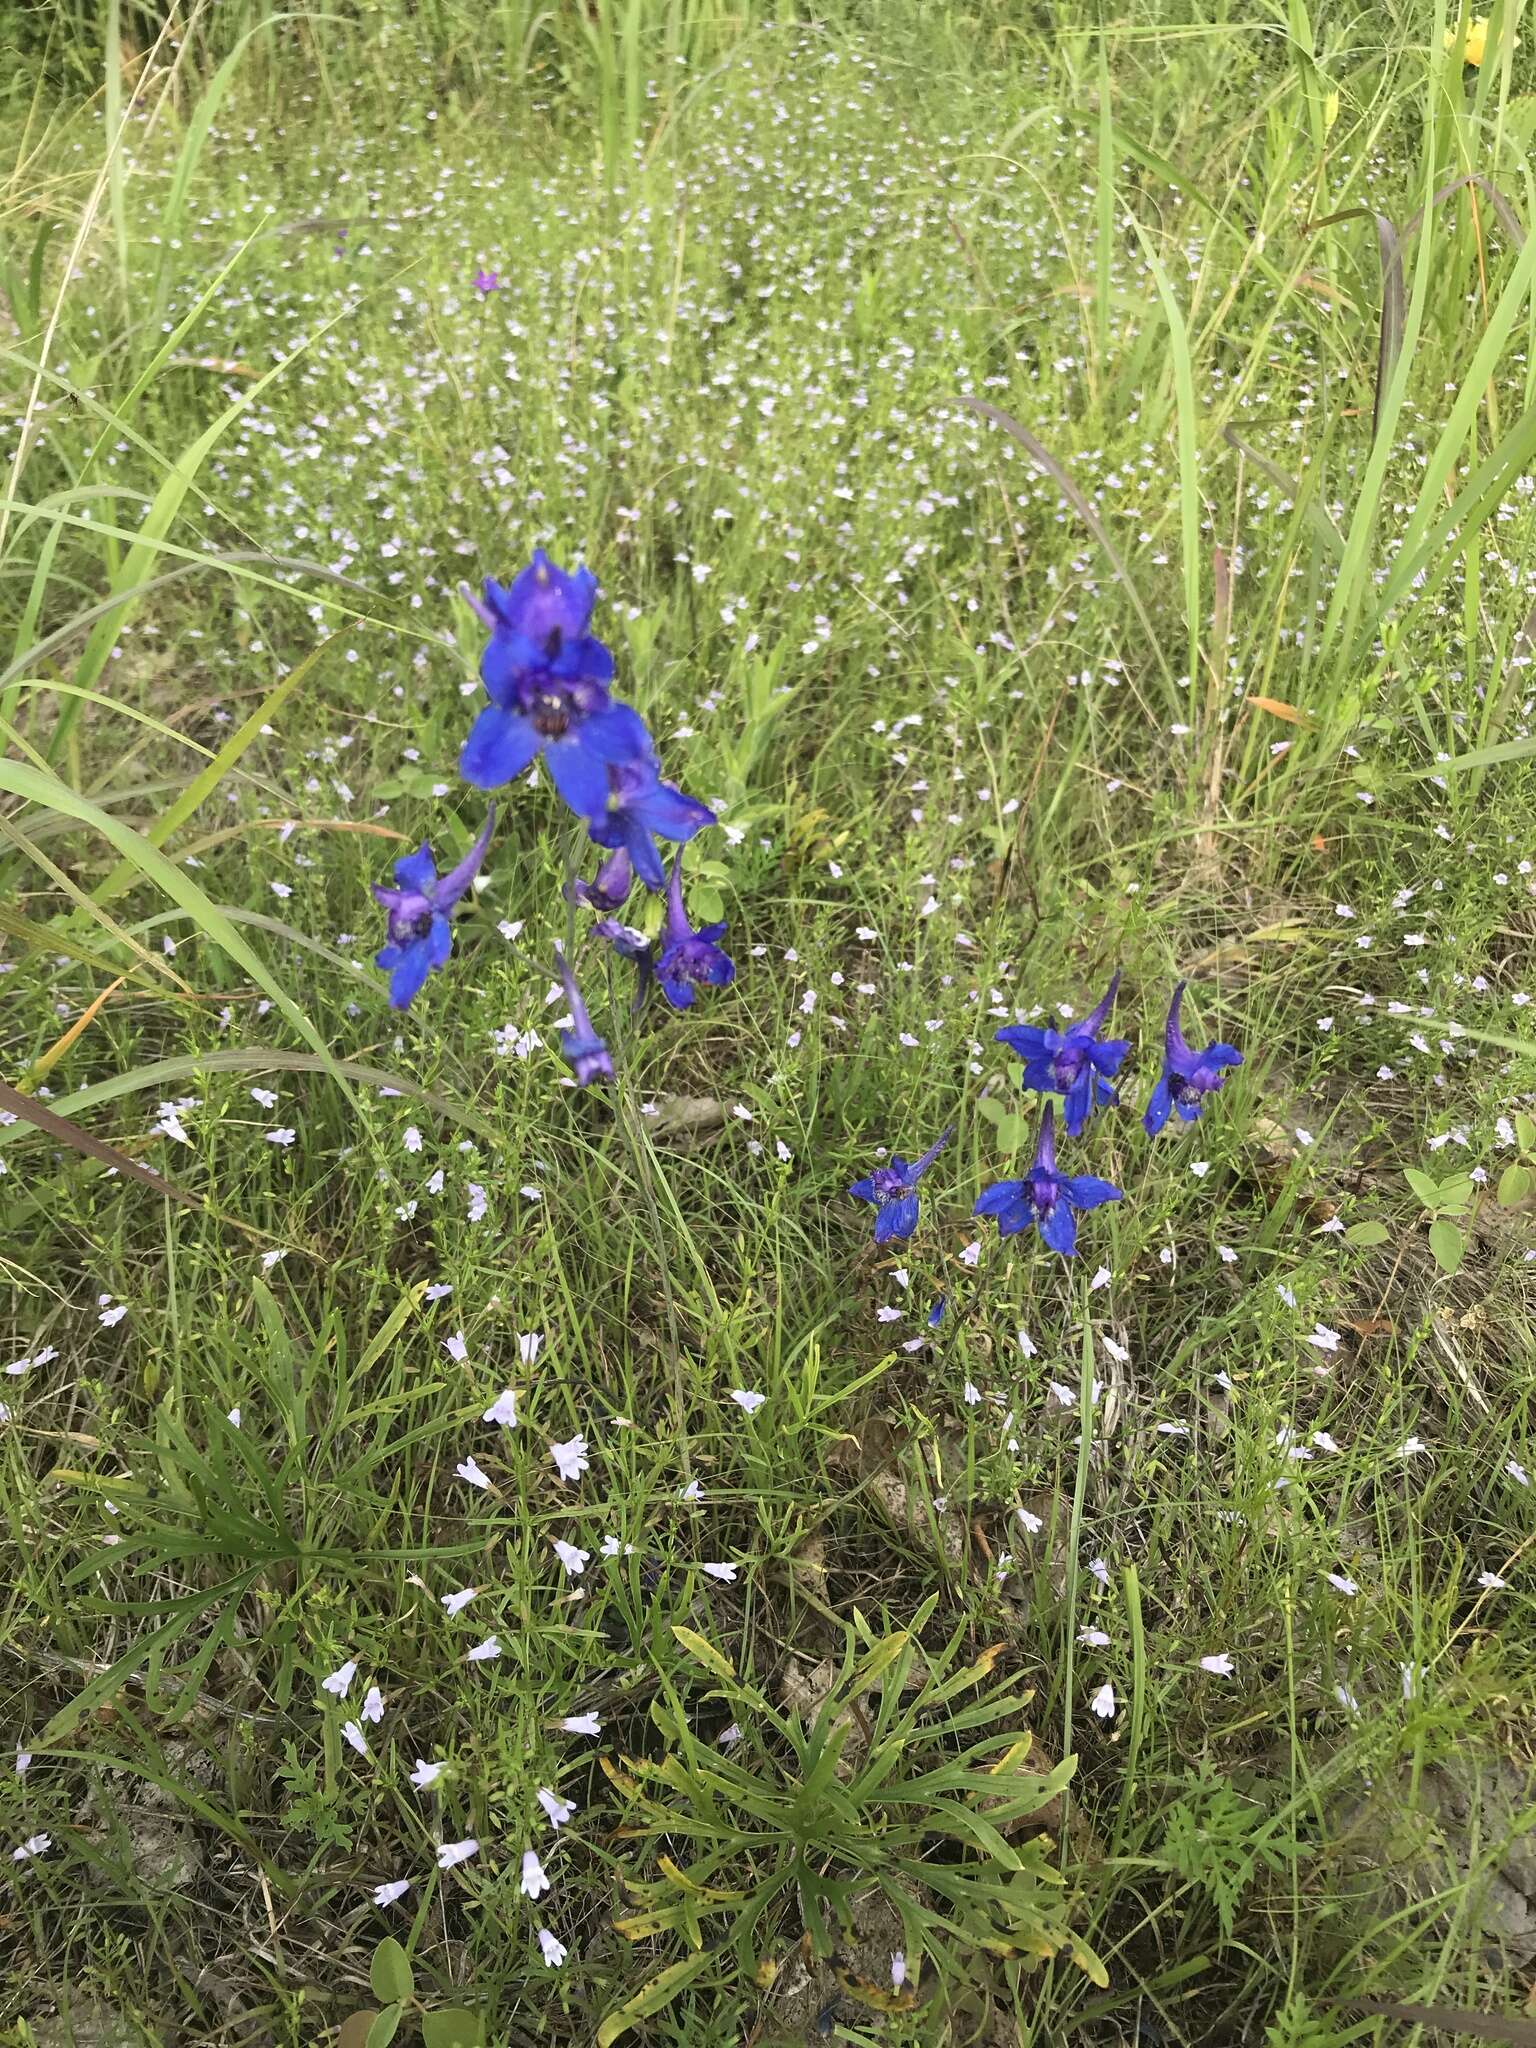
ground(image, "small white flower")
xmin=537 ymin=1786 xmax=576 ymax=1828
xmin=1507 ymin=1457 xmax=1531 ymax=1489
xmin=1049 ymin=1380 xmax=1077 ymax=1408
xmin=409 ymin=1758 xmax=445 ymax=1789
xmin=444 ymin=1330 xmax=468 ymax=1363
xmin=436 ymin=1837 xmax=478 ymax=1870
xmin=15 ymin=1750 xmax=31 ymax=1777
xmin=959 ymin=1239 xmax=982 ymax=1267
xmin=12 ymin=1833 xmax=50 ymax=1862
xmin=1398 ymin=1435 xmax=1427 ymax=1457
xmin=537 ymin=1928 xmax=568 ymax=1968
xmin=520 ymin=1848 xmax=551 ymax=1898
xmin=441 ymin=1587 xmax=477 ymax=1616
xmin=1089 ymin=1682 xmax=1116 ymax=1720
xmin=373 ymin=1879 xmax=410 ymax=1906
xmin=264 ymin=1128 xmax=297 ymax=1148
xmin=1334 ymin=1684 xmax=1361 ymax=1716
xmin=1477 ymin=1570 xmax=1508 ymax=1590
xmin=1078 ymin=1627 xmax=1110 ymax=1648
xmin=403 ymin=1126 xmax=422 ymax=1153
xmin=552 ymin=1539 xmax=590 ymax=1576
xmin=1199 ymin=1653 xmax=1234 ymax=1676
xmin=1087 ymin=1558 xmax=1111 ymax=1587
xmin=456 ymin=1456 xmax=491 ymax=1490
xmin=891 ymin=1951 xmax=907 ymax=1989
xmin=341 ymin=1720 xmax=369 ymax=1757
xmin=702 ymin=1561 xmax=738 ymax=1583
xmin=730 ymin=1389 xmax=767 ymax=1415
xmin=518 ymin=1331 xmax=543 ymax=1364
xmin=482 ymin=1388 xmax=519 ymax=1428
xmin=361 ymin=1686 xmax=384 ymax=1725
xmin=549 ymin=1435 xmax=590 ymax=1484
xmin=560 ymin=1712 xmax=601 ymax=1736
xmin=1325 ymin=1572 xmax=1359 ymax=1597
xmin=321 ymin=1659 xmax=357 ymax=1698
xmin=1017 ymin=1507 xmax=1043 ymax=1535
xmin=466 ymin=1637 xmax=501 ymax=1664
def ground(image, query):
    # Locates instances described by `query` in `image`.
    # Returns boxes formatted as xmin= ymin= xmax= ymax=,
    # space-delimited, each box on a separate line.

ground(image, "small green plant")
xmin=1403 ymin=1164 xmax=1476 ymax=1275
xmin=595 ymin=1602 xmax=1101 ymax=2041
xmin=1158 ymin=1773 xmax=1288 ymax=1942
xmin=336 ymin=1941 xmax=484 ymax=2048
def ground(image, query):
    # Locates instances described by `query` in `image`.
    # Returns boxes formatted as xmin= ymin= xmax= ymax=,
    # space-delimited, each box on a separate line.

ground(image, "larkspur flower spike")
xmin=1143 ymin=981 xmax=1242 ymax=1135
xmin=849 ymin=1127 xmax=953 ymax=1244
xmin=654 ymin=854 xmax=735 ymax=1010
xmin=973 ymin=1103 xmax=1122 ymax=1257
xmin=994 ymin=970 xmax=1131 ymax=1136
xmin=458 ymin=551 xmax=651 ymax=812
xmin=372 ymin=809 xmax=495 ymax=1010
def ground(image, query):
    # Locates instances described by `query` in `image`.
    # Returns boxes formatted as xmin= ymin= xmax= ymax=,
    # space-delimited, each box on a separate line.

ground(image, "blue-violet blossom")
xmin=372 ymin=809 xmax=495 ymax=1010
xmin=569 ymin=846 xmax=635 ymax=913
xmin=972 ymin=1103 xmax=1121 ymax=1257
xmin=994 ymin=971 xmax=1131 ymax=1136
xmin=848 ymin=1127 xmax=953 ymax=1244
xmin=458 ymin=552 xmax=649 ymax=813
xmin=587 ymin=755 xmax=715 ymax=892
xmin=555 ymin=949 xmax=613 ymax=1087
xmin=1143 ymin=981 xmax=1242 ymax=1134
xmin=654 ymin=855 xmax=735 ymax=1010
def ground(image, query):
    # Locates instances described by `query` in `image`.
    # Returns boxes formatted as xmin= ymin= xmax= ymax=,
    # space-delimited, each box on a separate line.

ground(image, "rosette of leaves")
xmin=593 ymin=1597 xmax=1103 ymax=2042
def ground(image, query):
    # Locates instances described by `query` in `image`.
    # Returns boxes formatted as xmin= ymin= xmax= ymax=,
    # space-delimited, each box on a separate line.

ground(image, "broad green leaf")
xmin=370 ymin=1938 xmax=414 ymax=2005
xmin=1429 ymin=1220 xmax=1465 ymax=1275
xmin=1345 ymin=1220 xmax=1391 ymax=1247
xmin=366 ymin=2008 xmax=402 ymax=2048
xmin=336 ymin=2013 xmax=382 ymax=2048
xmin=1404 ymin=1168 xmax=1442 ymax=1210
xmin=422 ymin=2009 xmax=484 ymax=2048
xmin=1497 ymin=1165 xmax=1534 ymax=1207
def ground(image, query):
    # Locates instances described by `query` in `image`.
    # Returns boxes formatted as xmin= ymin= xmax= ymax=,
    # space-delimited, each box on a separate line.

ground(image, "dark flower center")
xmin=1175 ymin=1077 xmax=1206 ymax=1106
xmin=1051 ymin=1043 xmax=1087 ymax=1085
xmin=393 ymin=907 xmax=435 ymax=945
xmin=531 ymin=692 xmax=571 ymax=739
xmin=544 ymin=626 xmax=564 ymax=660
xmin=870 ymin=1166 xmax=906 ymax=1199
xmin=1028 ymin=1171 xmax=1060 ymax=1214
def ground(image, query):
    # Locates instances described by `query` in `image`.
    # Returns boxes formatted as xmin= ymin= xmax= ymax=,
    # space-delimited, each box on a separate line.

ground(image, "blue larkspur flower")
xmin=587 ymin=755 xmax=715 ymax=891
xmin=555 ymin=949 xmax=613 ymax=1087
xmin=592 ymin=916 xmax=655 ymax=1011
xmin=1143 ymin=981 xmax=1243 ymax=1135
xmin=654 ymin=855 xmax=735 ymax=1010
xmin=995 ymin=971 xmax=1131 ymax=1136
xmin=372 ymin=809 xmax=494 ymax=1010
xmin=569 ymin=846 xmax=635 ymax=913
xmin=849 ymin=1127 xmax=953 ymax=1244
xmin=458 ymin=552 xmax=650 ymax=812
xmin=973 ymin=1103 xmax=1121 ymax=1257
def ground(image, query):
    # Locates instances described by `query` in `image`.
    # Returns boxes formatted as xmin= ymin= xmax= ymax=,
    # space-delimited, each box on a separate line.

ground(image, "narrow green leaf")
xmin=595 ymin=1952 xmax=714 ymax=2046
xmin=0 ymin=757 xmax=345 ymax=1097
xmin=672 ymin=1624 xmax=735 ymax=1684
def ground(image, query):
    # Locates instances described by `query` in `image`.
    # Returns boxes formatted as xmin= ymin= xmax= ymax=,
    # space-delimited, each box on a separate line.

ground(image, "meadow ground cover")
xmin=4 ymin=0 xmax=1536 ymax=2041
